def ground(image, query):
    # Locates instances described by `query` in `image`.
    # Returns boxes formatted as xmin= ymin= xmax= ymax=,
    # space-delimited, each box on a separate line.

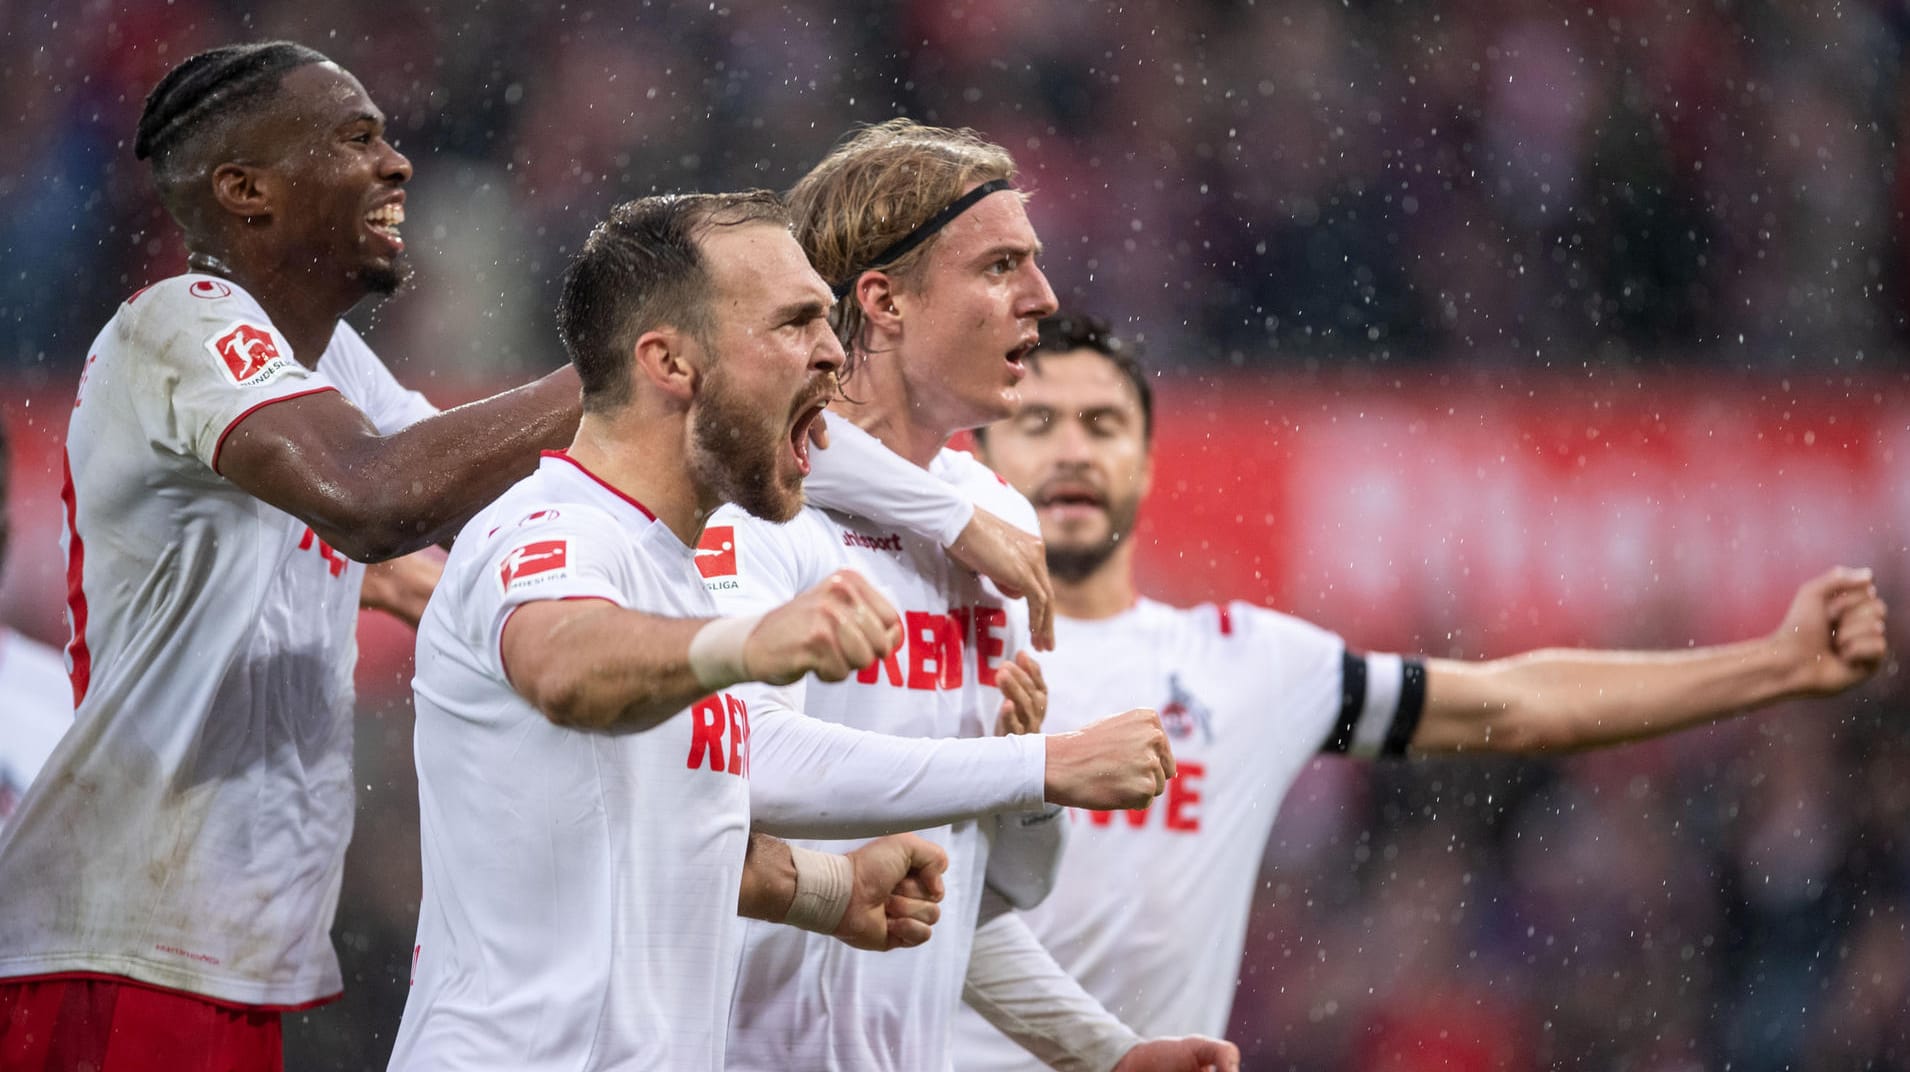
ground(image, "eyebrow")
xmin=769 ymin=298 xmax=830 ymax=323
xmin=974 ymin=240 xmax=1044 ymax=265
xmin=339 ymin=110 xmax=385 ymax=130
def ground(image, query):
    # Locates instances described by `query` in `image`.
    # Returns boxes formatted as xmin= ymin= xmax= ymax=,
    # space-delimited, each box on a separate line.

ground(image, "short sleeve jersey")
xmin=0 ymin=275 xmax=437 ymax=1007
xmin=0 ymin=629 xmax=74 ymax=831
xmin=388 ymin=452 xmax=756 ymax=1072
xmin=952 ymin=600 xmax=1424 ymax=1068
xmin=708 ymin=448 xmax=1038 ymax=1072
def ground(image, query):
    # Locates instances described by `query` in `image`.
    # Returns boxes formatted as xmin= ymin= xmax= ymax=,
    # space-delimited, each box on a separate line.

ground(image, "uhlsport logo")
xmin=206 ymin=321 xmax=294 ymax=387
xmin=499 ymin=540 xmax=569 ymax=591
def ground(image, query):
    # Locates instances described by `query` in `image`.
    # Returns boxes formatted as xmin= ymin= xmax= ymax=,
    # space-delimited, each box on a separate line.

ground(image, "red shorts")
xmin=0 ymin=974 xmax=283 ymax=1072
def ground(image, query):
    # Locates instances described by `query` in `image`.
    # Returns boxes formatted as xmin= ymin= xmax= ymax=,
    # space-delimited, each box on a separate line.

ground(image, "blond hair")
xmin=787 ymin=119 xmax=1017 ymax=359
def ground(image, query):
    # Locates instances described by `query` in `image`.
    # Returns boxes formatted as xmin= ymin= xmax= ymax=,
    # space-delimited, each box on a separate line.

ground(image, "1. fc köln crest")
xmin=1160 ymin=673 xmax=1215 ymax=744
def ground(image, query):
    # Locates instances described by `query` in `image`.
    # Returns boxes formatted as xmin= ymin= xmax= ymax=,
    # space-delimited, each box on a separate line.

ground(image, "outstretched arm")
xmin=506 ymin=569 xmax=902 ymax=734
xmin=219 ymin=367 xmax=582 ymax=561
xmin=1411 ymin=566 xmax=1889 ymax=754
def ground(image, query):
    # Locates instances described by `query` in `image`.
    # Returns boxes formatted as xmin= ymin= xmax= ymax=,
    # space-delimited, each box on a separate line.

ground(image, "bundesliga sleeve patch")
xmin=205 ymin=320 xmax=296 ymax=387
xmin=499 ymin=539 xmax=571 ymax=593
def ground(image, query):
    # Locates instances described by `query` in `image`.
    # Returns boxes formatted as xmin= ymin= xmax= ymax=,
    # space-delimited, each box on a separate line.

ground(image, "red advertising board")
xmin=4 ymin=372 xmax=1903 ymax=697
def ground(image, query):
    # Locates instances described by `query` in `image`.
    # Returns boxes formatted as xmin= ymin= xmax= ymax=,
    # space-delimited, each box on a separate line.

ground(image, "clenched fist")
xmin=1771 ymin=566 xmax=1889 ymax=697
xmin=1042 ymin=708 xmax=1177 ymax=811
xmin=835 ymin=833 xmax=948 ymax=951
xmin=747 ymin=570 xmax=903 ymax=685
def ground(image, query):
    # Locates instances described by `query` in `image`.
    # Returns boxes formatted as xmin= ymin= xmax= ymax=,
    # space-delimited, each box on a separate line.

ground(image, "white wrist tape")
xmin=784 ymin=846 xmax=854 ymax=934
xmin=688 ymin=613 xmax=764 ymax=690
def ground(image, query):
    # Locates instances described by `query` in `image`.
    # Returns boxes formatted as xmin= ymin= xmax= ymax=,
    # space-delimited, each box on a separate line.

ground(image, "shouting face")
xmin=686 ymin=220 xmax=844 ymax=522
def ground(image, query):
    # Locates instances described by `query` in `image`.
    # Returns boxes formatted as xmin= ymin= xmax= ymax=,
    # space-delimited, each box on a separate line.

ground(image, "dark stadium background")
xmin=3 ymin=2 xmax=1908 ymax=1068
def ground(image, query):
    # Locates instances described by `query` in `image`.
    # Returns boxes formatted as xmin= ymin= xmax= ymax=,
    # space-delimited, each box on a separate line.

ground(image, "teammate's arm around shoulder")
xmin=803 ymin=417 xmax=1057 ymax=649
xmin=1409 ymin=565 xmax=1889 ymax=754
xmin=503 ymin=567 xmax=905 ymax=733
xmin=737 ymin=832 xmax=947 ymax=951
xmin=217 ymin=366 xmax=583 ymax=562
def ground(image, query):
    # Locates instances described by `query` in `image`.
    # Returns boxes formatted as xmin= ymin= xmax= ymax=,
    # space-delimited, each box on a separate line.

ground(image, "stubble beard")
xmin=1044 ymin=492 xmax=1141 ymax=584
xmin=689 ymin=370 xmax=803 ymax=523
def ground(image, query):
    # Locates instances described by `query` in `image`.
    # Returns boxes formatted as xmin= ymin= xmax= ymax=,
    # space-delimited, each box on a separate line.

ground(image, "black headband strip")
xmin=830 ymin=178 xmax=1015 ymax=300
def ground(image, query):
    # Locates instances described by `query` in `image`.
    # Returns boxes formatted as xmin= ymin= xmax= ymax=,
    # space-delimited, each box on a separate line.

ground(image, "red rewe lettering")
xmin=298 ymin=527 xmax=347 ymax=578
xmin=944 ymin=609 xmax=970 ymax=690
xmin=973 ymin=607 xmax=1007 ymax=686
xmin=905 ymin=611 xmax=947 ymax=691
xmin=1083 ymin=763 xmax=1205 ymax=833
xmin=725 ymin=694 xmax=751 ymax=778
xmin=1164 ymin=761 xmax=1204 ymax=832
xmin=687 ymin=697 xmax=727 ymax=773
xmin=856 ymin=631 xmax=906 ymax=686
xmin=1086 ymin=804 xmax=1153 ymax=828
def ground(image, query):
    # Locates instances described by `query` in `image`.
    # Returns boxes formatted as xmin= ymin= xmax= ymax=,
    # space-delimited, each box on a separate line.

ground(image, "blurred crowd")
xmin=4 ymin=0 xmax=1910 ymax=378
xmin=5 ymin=0 xmax=1909 ymax=1068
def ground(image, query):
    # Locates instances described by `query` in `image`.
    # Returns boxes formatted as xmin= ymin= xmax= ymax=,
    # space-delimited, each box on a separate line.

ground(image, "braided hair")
xmin=134 ymin=41 xmax=328 ymax=194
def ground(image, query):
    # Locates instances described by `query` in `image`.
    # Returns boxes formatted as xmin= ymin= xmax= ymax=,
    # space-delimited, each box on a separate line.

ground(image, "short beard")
xmin=688 ymin=367 xmax=803 ymax=523
xmin=1044 ymin=493 xmax=1140 ymax=583
xmin=359 ymin=256 xmax=412 ymax=297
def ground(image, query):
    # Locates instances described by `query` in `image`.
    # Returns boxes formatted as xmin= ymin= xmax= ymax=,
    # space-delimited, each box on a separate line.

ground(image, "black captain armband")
xmin=1319 ymin=651 xmax=1428 ymax=760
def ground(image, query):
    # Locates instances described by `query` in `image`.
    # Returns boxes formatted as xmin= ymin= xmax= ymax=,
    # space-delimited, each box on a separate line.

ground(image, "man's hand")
xmin=745 ymin=570 xmax=903 ymax=685
xmin=948 ymin=508 xmax=1055 ymax=652
xmin=1770 ymin=566 xmax=1889 ymax=696
xmin=995 ymin=651 xmax=1049 ymax=736
xmin=358 ymin=548 xmax=445 ymax=629
xmin=1113 ymin=1036 xmax=1241 ymax=1072
xmin=1042 ymin=708 xmax=1175 ymax=811
xmin=835 ymin=833 xmax=948 ymax=951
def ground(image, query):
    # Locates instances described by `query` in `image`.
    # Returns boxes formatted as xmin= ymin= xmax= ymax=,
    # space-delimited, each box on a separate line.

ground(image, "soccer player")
xmin=844 ymin=314 xmax=1885 ymax=1069
xmin=713 ymin=122 xmax=1238 ymax=1072
xmin=0 ymin=417 xmax=71 ymax=830
xmin=390 ymin=192 xmax=1185 ymax=1071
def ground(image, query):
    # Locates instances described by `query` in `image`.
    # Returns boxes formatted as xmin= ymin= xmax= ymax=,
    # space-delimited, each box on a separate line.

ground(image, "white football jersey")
xmin=391 ymin=452 xmax=757 ymax=1071
xmin=0 ymin=274 xmax=436 ymax=1007
xmin=952 ymin=600 xmax=1423 ymax=1068
xmin=0 ymin=628 xmax=73 ymax=831
xmin=709 ymin=448 xmax=1038 ymax=1072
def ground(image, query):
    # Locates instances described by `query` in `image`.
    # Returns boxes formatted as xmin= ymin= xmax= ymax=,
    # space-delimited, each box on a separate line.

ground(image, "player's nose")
xmin=1018 ymin=261 xmax=1059 ymax=321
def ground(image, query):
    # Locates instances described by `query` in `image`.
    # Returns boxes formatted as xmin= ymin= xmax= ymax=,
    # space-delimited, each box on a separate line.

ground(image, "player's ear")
xmin=210 ymin=163 xmax=273 ymax=224
xmin=854 ymin=272 xmax=905 ymax=335
xmin=633 ymin=328 xmax=697 ymax=403
xmin=1138 ymin=439 xmax=1155 ymax=498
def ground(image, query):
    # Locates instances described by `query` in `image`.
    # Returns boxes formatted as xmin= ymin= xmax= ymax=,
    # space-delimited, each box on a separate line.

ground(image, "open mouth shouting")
xmin=787 ymin=377 xmax=837 ymax=476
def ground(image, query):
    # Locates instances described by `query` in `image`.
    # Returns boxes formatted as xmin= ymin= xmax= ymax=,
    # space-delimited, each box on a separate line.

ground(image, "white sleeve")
xmin=983 ymin=804 xmax=1067 ymax=910
xmin=963 ymin=892 xmax=1142 ymax=1072
xmin=802 ymin=417 xmax=975 ymax=546
xmin=128 ymin=281 xmax=336 ymax=471
xmin=748 ymin=706 xmax=1048 ymax=839
xmin=473 ymin=508 xmax=633 ymax=682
